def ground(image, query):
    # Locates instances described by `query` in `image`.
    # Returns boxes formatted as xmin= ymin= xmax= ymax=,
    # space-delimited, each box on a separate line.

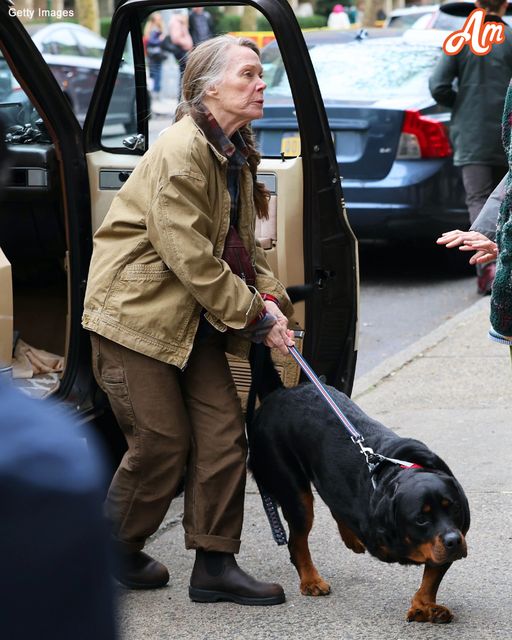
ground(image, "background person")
xmin=436 ymin=173 xmax=504 ymax=263
xmin=0 ymin=381 xmax=117 ymax=639
xmin=167 ymin=10 xmax=193 ymax=100
xmin=489 ymin=87 xmax=512 ymax=355
xmin=143 ymin=13 xmax=167 ymax=100
xmin=189 ymin=7 xmax=214 ymax=46
xmin=429 ymin=0 xmax=512 ymax=295
xmin=82 ymin=35 xmax=294 ymax=606
xmin=327 ymin=4 xmax=351 ymax=29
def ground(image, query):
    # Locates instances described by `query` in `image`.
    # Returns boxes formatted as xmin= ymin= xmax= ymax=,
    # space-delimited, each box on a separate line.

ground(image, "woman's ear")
xmin=204 ymin=84 xmax=219 ymax=99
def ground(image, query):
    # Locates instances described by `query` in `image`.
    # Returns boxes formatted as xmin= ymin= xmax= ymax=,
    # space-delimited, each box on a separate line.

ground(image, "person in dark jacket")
xmin=489 ymin=84 xmax=512 ymax=355
xmin=0 ymin=380 xmax=117 ymax=640
xmin=429 ymin=0 xmax=512 ymax=294
xmin=189 ymin=7 xmax=214 ymax=46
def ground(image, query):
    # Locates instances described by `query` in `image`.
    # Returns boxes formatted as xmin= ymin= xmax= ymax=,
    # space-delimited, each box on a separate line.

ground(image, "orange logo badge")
xmin=443 ymin=8 xmax=505 ymax=56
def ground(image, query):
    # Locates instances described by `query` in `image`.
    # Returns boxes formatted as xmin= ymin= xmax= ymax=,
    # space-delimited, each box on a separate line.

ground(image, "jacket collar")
xmin=189 ymin=104 xmax=249 ymax=166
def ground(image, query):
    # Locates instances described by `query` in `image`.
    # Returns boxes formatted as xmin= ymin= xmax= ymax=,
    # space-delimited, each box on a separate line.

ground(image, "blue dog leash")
xmin=256 ymin=346 xmax=420 ymax=546
xmin=287 ymin=346 xmax=420 ymax=480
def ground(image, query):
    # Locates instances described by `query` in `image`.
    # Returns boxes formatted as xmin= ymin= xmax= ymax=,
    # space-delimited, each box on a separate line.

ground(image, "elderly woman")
xmin=82 ymin=35 xmax=294 ymax=605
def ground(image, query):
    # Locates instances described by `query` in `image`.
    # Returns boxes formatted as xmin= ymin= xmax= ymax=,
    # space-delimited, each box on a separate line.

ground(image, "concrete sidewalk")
xmin=118 ymin=297 xmax=511 ymax=640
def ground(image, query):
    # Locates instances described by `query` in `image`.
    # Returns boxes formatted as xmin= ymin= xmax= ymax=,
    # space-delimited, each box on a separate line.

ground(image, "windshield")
xmin=264 ymin=40 xmax=443 ymax=102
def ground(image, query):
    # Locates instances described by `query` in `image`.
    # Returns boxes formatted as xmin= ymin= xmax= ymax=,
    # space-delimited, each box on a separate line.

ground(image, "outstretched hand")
xmin=437 ymin=229 xmax=497 ymax=264
xmin=459 ymin=237 xmax=498 ymax=264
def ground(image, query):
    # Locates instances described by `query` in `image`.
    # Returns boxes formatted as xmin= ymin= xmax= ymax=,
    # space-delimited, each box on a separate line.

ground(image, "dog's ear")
xmin=368 ymin=484 xmax=401 ymax=556
xmin=447 ymin=475 xmax=471 ymax=534
xmin=390 ymin=439 xmax=453 ymax=476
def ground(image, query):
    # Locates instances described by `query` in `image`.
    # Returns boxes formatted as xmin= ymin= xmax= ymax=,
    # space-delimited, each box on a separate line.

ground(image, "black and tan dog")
xmin=248 ymin=348 xmax=470 ymax=623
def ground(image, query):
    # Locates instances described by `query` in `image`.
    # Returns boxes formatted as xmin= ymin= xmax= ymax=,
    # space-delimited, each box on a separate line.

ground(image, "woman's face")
xmin=206 ymin=45 xmax=267 ymax=135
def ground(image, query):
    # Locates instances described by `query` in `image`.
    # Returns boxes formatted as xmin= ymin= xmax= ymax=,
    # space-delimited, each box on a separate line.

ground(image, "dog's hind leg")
xmin=406 ymin=563 xmax=453 ymax=623
xmin=283 ymin=489 xmax=331 ymax=596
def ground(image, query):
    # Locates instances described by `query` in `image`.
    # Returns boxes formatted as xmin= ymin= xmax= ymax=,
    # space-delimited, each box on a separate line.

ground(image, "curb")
xmin=352 ymin=296 xmax=490 ymax=400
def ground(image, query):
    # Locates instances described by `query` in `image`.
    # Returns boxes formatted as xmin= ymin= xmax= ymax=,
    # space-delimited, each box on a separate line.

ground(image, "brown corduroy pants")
xmin=90 ymin=332 xmax=247 ymax=554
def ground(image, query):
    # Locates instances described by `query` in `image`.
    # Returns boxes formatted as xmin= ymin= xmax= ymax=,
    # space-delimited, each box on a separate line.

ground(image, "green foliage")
xmin=214 ymin=11 xmax=327 ymax=33
xmin=256 ymin=14 xmax=271 ymax=31
xmin=215 ymin=13 xmax=241 ymax=33
xmin=100 ymin=16 xmax=111 ymax=38
xmin=297 ymin=15 xmax=328 ymax=29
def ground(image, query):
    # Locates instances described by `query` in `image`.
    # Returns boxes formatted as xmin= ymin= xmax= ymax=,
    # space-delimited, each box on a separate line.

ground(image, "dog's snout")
xmin=442 ymin=531 xmax=462 ymax=549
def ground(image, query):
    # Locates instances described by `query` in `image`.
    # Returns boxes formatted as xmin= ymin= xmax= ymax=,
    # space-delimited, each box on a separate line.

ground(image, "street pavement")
xmin=117 ymin=296 xmax=511 ymax=639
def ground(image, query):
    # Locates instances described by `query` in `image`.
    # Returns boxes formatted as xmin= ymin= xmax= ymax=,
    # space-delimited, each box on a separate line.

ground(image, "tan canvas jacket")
xmin=82 ymin=115 xmax=293 ymax=369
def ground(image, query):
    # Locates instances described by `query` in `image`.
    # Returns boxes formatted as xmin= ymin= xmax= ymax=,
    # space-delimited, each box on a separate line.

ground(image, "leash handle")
xmin=288 ymin=346 xmax=363 ymax=441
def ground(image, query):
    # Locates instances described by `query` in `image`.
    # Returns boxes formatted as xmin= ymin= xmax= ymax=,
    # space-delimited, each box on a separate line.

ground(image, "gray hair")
xmin=175 ymin=35 xmax=260 ymax=120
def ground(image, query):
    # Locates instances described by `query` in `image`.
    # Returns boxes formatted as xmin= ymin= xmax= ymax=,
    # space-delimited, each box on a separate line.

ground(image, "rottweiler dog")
xmin=248 ymin=348 xmax=470 ymax=623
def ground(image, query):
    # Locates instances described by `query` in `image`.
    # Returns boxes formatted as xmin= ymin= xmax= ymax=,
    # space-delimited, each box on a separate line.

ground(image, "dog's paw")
xmin=300 ymin=578 xmax=331 ymax=596
xmin=406 ymin=603 xmax=453 ymax=624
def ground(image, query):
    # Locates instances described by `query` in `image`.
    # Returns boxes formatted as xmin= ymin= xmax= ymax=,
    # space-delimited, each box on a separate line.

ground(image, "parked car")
xmin=0 ymin=1 xmax=358 ymax=465
xmin=415 ymin=0 xmax=512 ymax=29
xmin=11 ymin=22 xmax=137 ymax=128
xmin=255 ymin=28 xmax=468 ymax=241
xmin=384 ymin=4 xmax=440 ymax=29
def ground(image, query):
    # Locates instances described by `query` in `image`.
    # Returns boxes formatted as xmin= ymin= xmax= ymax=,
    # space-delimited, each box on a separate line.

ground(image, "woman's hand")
xmin=436 ymin=229 xmax=487 ymax=248
xmin=437 ymin=229 xmax=497 ymax=264
xmin=460 ymin=237 xmax=498 ymax=264
xmin=262 ymin=300 xmax=295 ymax=355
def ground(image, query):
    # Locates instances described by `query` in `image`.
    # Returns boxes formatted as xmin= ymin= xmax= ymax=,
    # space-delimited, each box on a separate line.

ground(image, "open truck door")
xmin=0 ymin=0 xmax=358 ymax=464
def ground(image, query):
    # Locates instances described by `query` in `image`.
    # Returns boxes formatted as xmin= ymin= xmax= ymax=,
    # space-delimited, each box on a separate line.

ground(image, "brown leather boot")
xmin=113 ymin=550 xmax=169 ymax=590
xmin=189 ymin=550 xmax=285 ymax=606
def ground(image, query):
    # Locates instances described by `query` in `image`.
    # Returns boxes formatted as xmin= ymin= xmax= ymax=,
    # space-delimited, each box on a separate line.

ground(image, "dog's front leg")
xmin=407 ymin=563 xmax=453 ymax=623
xmin=285 ymin=492 xmax=331 ymax=596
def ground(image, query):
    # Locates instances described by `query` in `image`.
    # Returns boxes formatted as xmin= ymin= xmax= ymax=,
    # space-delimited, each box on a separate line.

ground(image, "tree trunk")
xmin=240 ymin=5 xmax=258 ymax=31
xmin=76 ymin=0 xmax=100 ymax=33
xmin=362 ymin=0 xmax=379 ymax=27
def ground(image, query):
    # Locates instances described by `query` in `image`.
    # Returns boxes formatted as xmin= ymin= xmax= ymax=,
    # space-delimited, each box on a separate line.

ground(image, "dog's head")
xmin=369 ymin=447 xmax=470 ymax=566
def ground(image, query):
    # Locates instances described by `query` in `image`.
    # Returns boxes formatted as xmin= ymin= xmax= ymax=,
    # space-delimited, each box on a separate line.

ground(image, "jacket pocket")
xmin=120 ymin=262 xmax=173 ymax=282
xmin=104 ymin=262 xmax=195 ymax=345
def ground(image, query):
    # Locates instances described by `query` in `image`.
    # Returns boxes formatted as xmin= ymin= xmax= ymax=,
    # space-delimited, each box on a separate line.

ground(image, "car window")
xmin=0 ymin=53 xmax=42 ymax=137
xmin=264 ymin=40 xmax=442 ymax=102
xmin=101 ymin=36 xmax=138 ymax=146
xmin=387 ymin=12 xmax=433 ymax=28
xmin=432 ymin=8 xmax=512 ymax=29
xmin=75 ymin=30 xmax=106 ymax=58
xmin=41 ymin=29 xmax=81 ymax=56
xmin=430 ymin=12 xmax=467 ymax=30
xmin=99 ymin=6 xmax=297 ymax=152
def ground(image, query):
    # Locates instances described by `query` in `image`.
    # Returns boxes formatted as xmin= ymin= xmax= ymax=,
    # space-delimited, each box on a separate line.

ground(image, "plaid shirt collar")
xmin=191 ymin=103 xmax=249 ymax=167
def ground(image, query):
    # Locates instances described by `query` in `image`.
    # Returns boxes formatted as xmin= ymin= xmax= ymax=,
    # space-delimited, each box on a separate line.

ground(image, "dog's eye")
xmin=416 ymin=515 xmax=430 ymax=526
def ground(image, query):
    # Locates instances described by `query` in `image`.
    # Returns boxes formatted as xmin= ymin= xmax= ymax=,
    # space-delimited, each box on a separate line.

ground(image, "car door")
xmin=0 ymin=0 xmax=358 ymax=421
xmin=0 ymin=4 xmax=95 ymax=408
xmin=84 ymin=0 xmax=359 ymax=393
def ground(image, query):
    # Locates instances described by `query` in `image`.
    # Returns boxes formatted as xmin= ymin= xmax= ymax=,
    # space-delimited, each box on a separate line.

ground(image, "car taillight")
xmin=397 ymin=109 xmax=452 ymax=159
